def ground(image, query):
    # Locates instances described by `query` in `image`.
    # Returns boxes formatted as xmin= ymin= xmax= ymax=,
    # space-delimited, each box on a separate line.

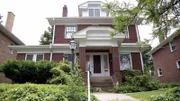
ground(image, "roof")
xmin=0 ymin=24 xmax=24 ymax=45
xmin=149 ymin=31 xmax=180 ymax=55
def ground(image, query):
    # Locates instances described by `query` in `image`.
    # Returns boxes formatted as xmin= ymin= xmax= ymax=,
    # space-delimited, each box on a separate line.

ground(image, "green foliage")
xmin=104 ymin=0 xmax=180 ymax=41
xmin=1 ymin=60 xmax=57 ymax=83
xmin=39 ymin=26 xmax=53 ymax=45
xmin=122 ymin=69 xmax=142 ymax=83
xmin=47 ymin=67 xmax=69 ymax=84
xmin=110 ymin=85 xmax=146 ymax=93
xmin=58 ymin=60 xmax=71 ymax=73
xmin=159 ymin=83 xmax=180 ymax=89
xmin=0 ymin=84 xmax=99 ymax=101
xmin=149 ymin=87 xmax=180 ymax=101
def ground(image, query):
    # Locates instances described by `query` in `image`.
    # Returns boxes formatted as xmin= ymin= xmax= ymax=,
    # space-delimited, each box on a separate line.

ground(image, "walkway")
xmin=93 ymin=92 xmax=141 ymax=101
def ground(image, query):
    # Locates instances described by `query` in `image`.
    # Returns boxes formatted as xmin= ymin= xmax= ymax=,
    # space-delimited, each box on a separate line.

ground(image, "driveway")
xmin=93 ymin=92 xmax=141 ymax=101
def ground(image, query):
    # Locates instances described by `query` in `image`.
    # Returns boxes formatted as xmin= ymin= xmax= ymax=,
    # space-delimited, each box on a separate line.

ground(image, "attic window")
xmin=65 ymin=25 xmax=77 ymax=38
xmin=89 ymin=9 xmax=100 ymax=17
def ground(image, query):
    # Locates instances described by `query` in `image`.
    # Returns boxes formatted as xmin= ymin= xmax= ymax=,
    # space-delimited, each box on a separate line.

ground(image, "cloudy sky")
xmin=0 ymin=0 xmax=156 ymax=46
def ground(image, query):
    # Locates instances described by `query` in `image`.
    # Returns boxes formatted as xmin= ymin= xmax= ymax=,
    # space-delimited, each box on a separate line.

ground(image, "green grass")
xmin=127 ymin=89 xmax=167 ymax=101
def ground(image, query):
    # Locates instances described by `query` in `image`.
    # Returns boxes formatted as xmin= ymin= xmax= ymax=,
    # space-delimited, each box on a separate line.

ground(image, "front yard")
xmin=127 ymin=89 xmax=167 ymax=101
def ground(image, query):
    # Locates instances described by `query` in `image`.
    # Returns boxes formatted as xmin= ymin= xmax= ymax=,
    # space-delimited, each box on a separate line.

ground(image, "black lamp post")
xmin=69 ymin=38 xmax=77 ymax=71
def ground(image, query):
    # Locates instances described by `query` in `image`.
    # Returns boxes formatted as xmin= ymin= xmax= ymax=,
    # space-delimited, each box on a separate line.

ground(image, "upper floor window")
xmin=25 ymin=54 xmax=44 ymax=62
xmin=89 ymin=9 xmax=100 ymax=17
xmin=169 ymin=40 xmax=176 ymax=52
xmin=119 ymin=53 xmax=132 ymax=70
xmin=65 ymin=25 xmax=77 ymax=38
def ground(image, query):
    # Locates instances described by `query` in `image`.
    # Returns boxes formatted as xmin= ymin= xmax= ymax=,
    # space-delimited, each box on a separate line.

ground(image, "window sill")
xmin=170 ymin=49 xmax=176 ymax=53
xmin=158 ymin=75 xmax=163 ymax=77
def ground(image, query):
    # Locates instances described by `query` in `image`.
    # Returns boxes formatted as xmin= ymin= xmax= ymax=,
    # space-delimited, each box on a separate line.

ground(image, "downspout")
xmin=50 ymin=18 xmax=55 ymax=62
xmin=50 ymin=44 xmax=53 ymax=62
xmin=140 ymin=47 xmax=145 ymax=74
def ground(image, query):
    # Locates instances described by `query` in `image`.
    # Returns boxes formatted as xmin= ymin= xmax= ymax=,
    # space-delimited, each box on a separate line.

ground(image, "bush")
xmin=111 ymin=85 xmax=146 ymax=93
xmin=160 ymin=83 xmax=180 ymax=88
xmin=0 ymin=84 xmax=99 ymax=101
xmin=149 ymin=87 xmax=180 ymax=101
xmin=131 ymin=75 xmax=149 ymax=87
xmin=58 ymin=60 xmax=71 ymax=73
xmin=122 ymin=69 xmax=142 ymax=83
xmin=1 ymin=60 xmax=57 ymax=83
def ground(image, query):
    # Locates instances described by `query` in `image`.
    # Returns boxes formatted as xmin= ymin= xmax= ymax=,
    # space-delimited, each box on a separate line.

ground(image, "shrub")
xmin=131 ymin=75 xmax=149 ymax=87
xmin=1 ymin=60 xmax=57 ymax=83
xmin=58 ymin=60 xmax=71 ymax=73
xmin=160 ymin=83 xmax=180 ymax=88
xmin=122 ymin=69 xmax=142 ymax=83
xmin=149 ymin=87 xmax=180 ymax=101
xmin=0 ymin=84 xmax=98 ymax=101
xmin=111 ymin=85 xmax=146 ymax=93
xmin=146 ymin=81 xmax=159 ymax=91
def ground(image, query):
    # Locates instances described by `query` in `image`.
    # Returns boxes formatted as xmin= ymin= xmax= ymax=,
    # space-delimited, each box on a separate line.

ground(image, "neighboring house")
xmin=0 ymin=12 xmax=24 ymax=64
xmin=149 ymin=32 xmax=180 ymax=83
xmin=9 ymin=1 xmax=148 ymax=87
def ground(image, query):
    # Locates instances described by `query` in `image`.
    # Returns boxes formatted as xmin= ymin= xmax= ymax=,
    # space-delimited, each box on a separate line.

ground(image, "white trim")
xmin=176 ymin=59 xmax=180 ymax=69
xmin=135 ymin=25 xmax=140 ymax=42
xmin=126 ymin=27 xmax=130 ymax=38
xmin=140 ymin=52 xmax=144 ymax=73
xmin=157 ymin=68 xmax=163 ymax=77
xmin=119 ymin=53 xmax=133 ymax=70
xmin=64 ymin=25 xmax=77 ymax=39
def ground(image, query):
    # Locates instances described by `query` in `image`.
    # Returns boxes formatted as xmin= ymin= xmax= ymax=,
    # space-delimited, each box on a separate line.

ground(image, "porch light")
xmin=69 ymin=38 xmax=77 ymax=70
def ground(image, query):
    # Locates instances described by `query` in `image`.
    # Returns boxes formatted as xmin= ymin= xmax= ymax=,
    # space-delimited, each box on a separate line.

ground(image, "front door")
xmin=86 ymin=53 xmax=110 ymax=76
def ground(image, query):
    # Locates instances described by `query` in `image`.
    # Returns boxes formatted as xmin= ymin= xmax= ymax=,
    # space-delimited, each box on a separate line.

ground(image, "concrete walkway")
xmin=93 ymin=92 xmax=141 ymax=101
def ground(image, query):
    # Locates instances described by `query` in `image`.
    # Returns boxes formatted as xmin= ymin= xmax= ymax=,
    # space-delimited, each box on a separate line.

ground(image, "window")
xmin=36 ymin=54 xmax=44 ymax=62
xmin=169 ymin=40 xmax=176 ymax=52
xmin=157 ymin=68 xmax=163 ymax=77
xmin=89 ymin=9 xmax=94 ymax=17
xmin=64 ymin=54 xmax=72 ymax=62
xmin=25 ymin=54 xmax=44 ymax=62
xmin=176 ymin=60 xmax=180 ymax=69
xmin=89 ymin=9 xmax=100 ymax=17
xmin=65 ymin=25 xmax=76 ymax=38
xmin=120 ymin=54 xmax=132 ymax=70
xmin=9 ymin=43 xmax=14 ymax=55
xmin=26 ymin=54 xmax=33 ymax=60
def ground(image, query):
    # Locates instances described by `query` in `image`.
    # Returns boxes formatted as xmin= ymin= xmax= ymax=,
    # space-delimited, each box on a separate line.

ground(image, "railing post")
xmin=87 ymin=62 xmax=90 ymax=101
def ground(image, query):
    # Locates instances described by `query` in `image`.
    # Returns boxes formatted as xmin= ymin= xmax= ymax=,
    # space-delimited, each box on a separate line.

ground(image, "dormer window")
xmin=89 ymin=9 xmax=100 ymax=17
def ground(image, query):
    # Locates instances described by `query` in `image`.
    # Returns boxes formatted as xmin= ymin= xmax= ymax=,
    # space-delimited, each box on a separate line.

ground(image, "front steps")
xmin=90 ymin=76 xmax=114 ymax=91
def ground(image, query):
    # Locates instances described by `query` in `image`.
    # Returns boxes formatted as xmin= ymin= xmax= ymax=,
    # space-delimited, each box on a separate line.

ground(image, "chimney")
xmin=62 ymin=5 xmax=68 ymax=17
xmin=5 ymin=12 xmax=15 ymax=32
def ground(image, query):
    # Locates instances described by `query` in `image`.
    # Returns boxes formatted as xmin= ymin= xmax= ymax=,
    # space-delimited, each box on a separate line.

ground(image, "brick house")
xmin=10 ymin=1 xmax=148 ymax=87
xmin=0 ymin=12 xmax=24 ymax=64
xmin=149 ymin=32 xmax=180 ymax=83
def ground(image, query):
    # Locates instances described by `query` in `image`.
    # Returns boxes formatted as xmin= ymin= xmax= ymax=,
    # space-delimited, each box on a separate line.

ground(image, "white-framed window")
xmin=169 ymin=40 xmax=176 ymax=52
xmin=176 ymin=60 xmax=180 ymax=69
xmin=25 ymin=54 xmax=44 ymax=62
xmin=119 ymin=53 xmax=132 ymax=70
xmin=65 ymin=25 xmax=77 ymax=38
xmin=89 ymin=9 xmax=100 ymax=17
xmin=9 ymin=43 xmax=14 ymax=55
xmin=157 ymin=68 xmax=163 ymax=77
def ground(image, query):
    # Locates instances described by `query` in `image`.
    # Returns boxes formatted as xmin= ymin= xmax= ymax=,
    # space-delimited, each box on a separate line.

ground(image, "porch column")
xmin=79 ymin=47 xmax=86 ymax=72
xmin=112 ymin=47 xmax=120 ymax=73
xmin=79 ymin=47 xmax=87 ymax=84
xmin=111 ymin=47 xmax=121 ymax=84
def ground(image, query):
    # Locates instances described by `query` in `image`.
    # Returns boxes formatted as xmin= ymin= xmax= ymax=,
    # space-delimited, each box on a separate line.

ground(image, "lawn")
xmin=127 ymin=89 xmax=168 ymax=101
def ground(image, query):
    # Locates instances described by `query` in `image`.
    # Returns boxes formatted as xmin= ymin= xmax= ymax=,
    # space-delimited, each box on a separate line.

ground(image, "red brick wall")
xmin=16 ymin=53 xmax=25 ymax=60
xmin=112 ymin=47 xmax=120 ymax=73
xmin=131 ymin=53 xmax=142 ymax=70
xmin=0 ymin=31 xmax=17 ymax=64
xmin=44 ymin=53 xmax=50 ymax=61
xmin=79 ymin=47 xmax=86 ymax=72
xmin=152 ymin=35 xmax=180 ymax=83
xmin=123 ymin=25 xmax=138 ymax=43
xmin=52 ymin=53 xmax=63 ymax=62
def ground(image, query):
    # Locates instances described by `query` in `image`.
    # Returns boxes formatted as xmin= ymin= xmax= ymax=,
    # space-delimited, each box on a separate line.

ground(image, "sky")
xmin=0 ymin=0 xmax=157 ymax=47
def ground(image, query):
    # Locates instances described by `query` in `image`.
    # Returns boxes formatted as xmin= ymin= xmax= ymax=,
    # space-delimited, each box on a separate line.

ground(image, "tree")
xmin=104 ymin=0 xmax=180 ymax=42
xmin=39 ymin=26 xmax=53 ymax=45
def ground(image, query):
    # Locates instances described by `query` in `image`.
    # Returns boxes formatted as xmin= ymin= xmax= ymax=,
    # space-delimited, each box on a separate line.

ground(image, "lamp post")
xmin=69 ymin=38 xmax=77 ymax=71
